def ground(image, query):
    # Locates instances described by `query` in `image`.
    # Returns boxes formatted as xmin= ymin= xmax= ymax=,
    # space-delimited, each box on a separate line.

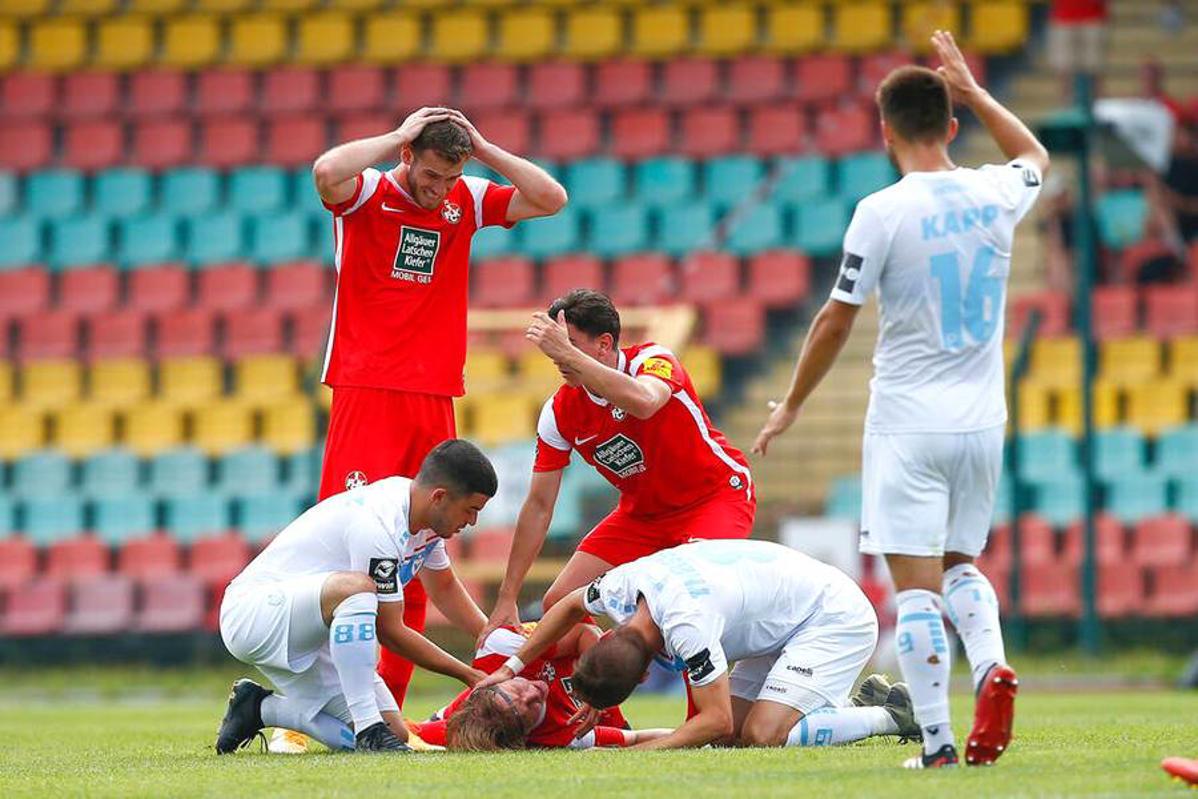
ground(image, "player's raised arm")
xmin=422 ymin=562 xmax=487 ymax=640
xmin=475 ymin=587 xmax=589 ymax=690
xmin=376 ymin=600 xmax=485 ymax=688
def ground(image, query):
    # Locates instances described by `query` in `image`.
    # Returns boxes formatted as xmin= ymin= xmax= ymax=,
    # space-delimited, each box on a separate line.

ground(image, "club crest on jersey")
xmin=611 ymin=407 xmax=626 ymax=421
xmin=441 ymin=201 xmax=462 ymax=224
xmin=392 ymin=225 xmax=440 ymax=284
xmin=539 ymin=662 xmax=556 ymax=683
xmin=592 ymin=434 xmax=646 ymax=478
xmin=345 ymin=470 xmax=368 ymax=490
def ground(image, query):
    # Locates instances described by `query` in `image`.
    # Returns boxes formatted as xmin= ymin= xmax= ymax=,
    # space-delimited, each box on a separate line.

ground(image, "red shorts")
xmin=577 ymin=488 xmax=756 ymax=567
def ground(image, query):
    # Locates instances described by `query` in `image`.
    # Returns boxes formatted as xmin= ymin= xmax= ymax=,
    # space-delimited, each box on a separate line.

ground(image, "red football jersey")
xmin=321 ymin=168 xmax=515 ymax=396
xmin=533 ymin=343 xmax=753 ymax=518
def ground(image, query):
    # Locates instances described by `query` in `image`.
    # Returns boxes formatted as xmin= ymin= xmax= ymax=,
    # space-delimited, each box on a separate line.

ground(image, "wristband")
xmin=503 ymin=655 xmax=525 ymax=675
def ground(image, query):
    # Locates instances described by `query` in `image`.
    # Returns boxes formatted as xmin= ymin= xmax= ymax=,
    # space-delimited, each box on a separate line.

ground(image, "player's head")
xmin=571 ymin=627 xmax=653 ymax=709
xmin=401 ymin=120 xmax=473 ymax=211
xmin=445 ymin=677 xmax=548 ymax=751
xmin=875 ymin=66 xmax=959 ymax=157
xmin=547 ymin=289 xmax=622 ymax=385
xmin=414 ymin=439 xmax=497 ymax=537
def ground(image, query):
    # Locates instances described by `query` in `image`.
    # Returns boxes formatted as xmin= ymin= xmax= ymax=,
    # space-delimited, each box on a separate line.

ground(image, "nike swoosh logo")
xmin=574 ymin=435 xmax=597 ymax=446
xmin=381 ymin=203 xmax=407 ymax=213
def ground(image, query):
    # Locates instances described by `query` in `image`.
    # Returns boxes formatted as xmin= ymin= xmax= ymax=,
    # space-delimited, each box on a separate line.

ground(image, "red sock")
xmin=377 ymin=577 xmax=427 ymax=708
xmin=683 ymin=671 xmax=698 ymax=720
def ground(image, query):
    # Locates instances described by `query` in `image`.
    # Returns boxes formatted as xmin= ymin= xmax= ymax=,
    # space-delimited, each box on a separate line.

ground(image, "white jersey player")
xmin=477 ymin=539 xmax=920 ymax=750
xmin=753 ymin=31 xmax=1050 ymax=769
xmin=215 ymin=440 xmax=495 ymax=754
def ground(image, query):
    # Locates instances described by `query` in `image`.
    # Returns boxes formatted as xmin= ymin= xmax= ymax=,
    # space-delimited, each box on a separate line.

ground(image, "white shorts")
xmin=858 ymin=426 xmax=1004 ymax=558
xmin=728 ymin=583 xmax=878 ymax=714
xmin=219 ymin=574 xmax=397 ymax=722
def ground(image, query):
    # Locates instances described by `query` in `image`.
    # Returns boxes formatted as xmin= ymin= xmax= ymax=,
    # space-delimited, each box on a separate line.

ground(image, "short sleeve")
xmin=323 ymin=168 xmax=383 ymax=217
xmin=422 ymin=538 xmax=451 ymax=571
xmin=629 ymin=347 xmax=686 ymax=394
xmin=978 ymin=159 xmax=1045 ymax=223
xmin=347 ymin=518 xmax=404 ymax=601
xmin=533 ymin=397 xmax=571 ymax=473
xmin=828 ymin=202 xmax=889 ymax=306
xmin=664 ymin=620 xmax=728 ymax=688
xmin=462 ymin=175 xmax=517 ymax=231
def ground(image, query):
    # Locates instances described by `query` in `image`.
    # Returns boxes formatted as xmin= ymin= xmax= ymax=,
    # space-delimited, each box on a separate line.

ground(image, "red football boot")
xmin=966 ymin=664 xmax=1019 ymax=765
xmin=1162 ymin=757 xmax=1198 ymax=786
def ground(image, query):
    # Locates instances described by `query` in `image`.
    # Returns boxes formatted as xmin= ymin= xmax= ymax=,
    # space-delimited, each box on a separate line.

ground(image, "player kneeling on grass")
xmin=215 ymin=440 xmax=495 ymax=754
xmin=477 ymin=539 xmax=920 ymax=750
xmin=405 ymin=622 xmax=671 ymax=751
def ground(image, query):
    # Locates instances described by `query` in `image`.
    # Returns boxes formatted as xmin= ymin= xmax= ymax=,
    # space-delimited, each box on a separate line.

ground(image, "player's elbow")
xmin=705 ymin=710 xmax=736 ymax=744
xmin=544 ymin=183 xmax=569 ymax=214
xmin=312 ymin=159 xmax=339 ymax=196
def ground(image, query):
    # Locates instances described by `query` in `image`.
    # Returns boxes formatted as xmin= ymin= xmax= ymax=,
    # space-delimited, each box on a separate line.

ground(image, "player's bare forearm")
xmin=424 ymin=567 xmax=486 ymax=639
xmin=623 ymin=728 xmax=674 ymax=746
xmin=559 ymin=350 xmax=669 ymax=419
xmin=965 ymin=90 xmax=1050 ymax=176
xmin=312 ymin=132 xmax=401 ymax=200
xmin=781 ymin=300 xmax=858 ymax=412
xmin=474 ymin=144 xmax=568 ymax=220
xmin=631 ymin=678 xmax=733 ymax=749
xmin=379 ymin=616 xmax=481 ymax=686
xmin=477 ymin=589 xmax=587 ymax=689
xmin=496 ymin=471 xmax=562 ymax=605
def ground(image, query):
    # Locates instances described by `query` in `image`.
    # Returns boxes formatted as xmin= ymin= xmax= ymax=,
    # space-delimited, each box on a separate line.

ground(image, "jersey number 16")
xmin=929 ymin=246 xmax=1003 ymax=351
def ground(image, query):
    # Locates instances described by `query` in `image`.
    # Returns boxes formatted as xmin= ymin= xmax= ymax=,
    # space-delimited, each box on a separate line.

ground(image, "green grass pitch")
xmin=2 ymin=667 xmax=1197 ymax=798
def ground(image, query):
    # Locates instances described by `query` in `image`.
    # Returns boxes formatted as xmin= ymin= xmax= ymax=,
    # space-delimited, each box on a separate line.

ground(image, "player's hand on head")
xmin=395 ymin=107 xmax=454 ymax=145
xmin=526 ymin=311 xmax=573 ymax=362
xmin=444 ymin=109 xmax=491 ymax=153
xmin=568 ymin=703 xmax=602 ymax=739
xmin=931 ymin=30 xmax=982 ymax=105
xmin=751 ymin=400 xmax=799 ymax=457
xmin=473 ymin=666 xmax=514 ymax=691
xmin=477 ymin=602 xmax=521 ymax=648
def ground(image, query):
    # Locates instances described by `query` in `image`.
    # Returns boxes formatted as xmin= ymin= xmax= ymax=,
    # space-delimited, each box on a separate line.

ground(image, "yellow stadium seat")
xmin=762 ymin=3 xmax=825 ymax=55
xmin=58 ymin=0 xmax=119 ymax=17
xmin=832 ymin=1 xmax=891 ymax=54
xmin=516 ymin=350 xmax=563 ymax=398
xmin=0 ymin=361 xmax=11 ymax=405
xmin=195 ymin=0 xmax=254 ymax=11
xmin=533 ymin=0 xmax=584 ymax=6
xmin=262 ymin=398 xmax=316 ymax=455
xmin=21 ymin=361 xmax=82 ymax=411
xmin=562 ymin=7 xmax=622 ymax=61
xmin=124 ymin=401 xmax=186 ymax=457
xmin=54 ymin=404 xmax=117 ymax=458
xmin=261 ymin=0 xmax=320 ymax=10
xmin=90 ymin=359 xmax=152 ymax=410
xmin=496 ymin=8 xmax=556 ymax=63
xmin=393 ymin=0 xmax=441 ymax=6
xmin=0 ymin=406 xmax=45 ymax=459
xmin=0 ymin=0 xmax=52 ymax=18
xmin=162 ymin=15 xmax=222 ymax=68
xmin=94 ymin=17 xmax=155 ymax=71
xmin=193 ymin=400 xmax=256 ymax=456
xmin=1029 ymin=336 xmax=1080 ymax=388
xmin=902 ymin=1 xmax=962 ymax=53
xmin=465 ymin=350 xmax=511 ymax=393
xmin=430 ymin=10 xmax=490 ymax=64
xmin=471 ymin=392 xmax=536 ymax=447
xmin=969 ymin=0 xmax=1028 ymax=55
xmin=160 ymin=357 xmax=223 ymax=408
xmin=228 ymin=14 xmax=289 ymax=67
xmin=316 ymin=383 xmax=332 ymax=410
xmin=362 ymin=13 xmax=422 ymax=64
xmin=0 ymin=22 xmax=17 ymax=70
xmin=28 ymin=19 xmax=89 ymax=73
xmin=453 ymin=395 xmax=473 ymax=438
xmin=296 ymin=12 xmax=356 ymax=66
xmin=682 ymin=345 xmax=722 ymax=400
xmin=1168 ymin=335 xmax=1198 ymax=387
xmin=630 ymin=5 xmax=690 ymax=59
xmin=1127 ymin=379 xmax=1189 ymax=437
xmin=235 ymin=355 xmax=300 ymax=405
xmin=462 ymin=0 xmax=511 ymax=7
xmin=1014 ymin=379 xmax=1052 ymax=431
xmin=327 ymin=0 xmax=384 ymax=9
xmin=697 ymin=4 xmax=757 ymax=56
xmin=1056 ymin=380 xmax=1120 ymax=434
xmin=1100 ymin=336 xmax=1161 ymax=386
xmin=127 ymin=0 xmax=189 ymax=14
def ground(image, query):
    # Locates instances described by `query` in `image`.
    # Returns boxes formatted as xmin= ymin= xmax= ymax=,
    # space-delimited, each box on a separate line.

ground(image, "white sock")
xmin=261 ymin=694 xmax=356 ymax=751
xmin=328 ymin=591 xmax=383 ymax=733
xmin=785 ymin=706 xmax=898 ymax=747
xmin=942 ymin=563 xmax=1007 ymax=693
xmin=895 ymin=589 xmax=954 ymax=755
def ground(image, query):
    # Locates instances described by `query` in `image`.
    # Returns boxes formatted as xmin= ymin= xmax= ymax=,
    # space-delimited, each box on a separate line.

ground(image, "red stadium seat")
xmin=128 ymin=70 xmax=188 ymax=118
xmin=1144 ymin=562 xmax=1198 ymax=616
xmin=118 ymin=533 xmax=183 ymax=579
xmin=195 ymin=68 xmax=255 ymax=116
xmin=188 ymin=532 xmax=251 ymax=586
xmin=796 ymin=54 xmax=853 ymax=104
xmin=678 ymin=251 xmax=741 ymax=304
xmin=1061 ymin=514 xmax=1126 ymax=567
xmin=458 ymin=63 xmax=519 ymax=112
xmin=660 ymin=58 xmax=720 ymax=107
xmin=1014 ymin=514 xmax=1058 ymax=567
xmin=1144 ymin=283 xmax=1198 ymax=337
xmin=128 ymin=263 xmax=191 ymax=315
xmin=594 ymin=59 xmax=652 ymax=108
xmin=540 ymin=254 xmax=606 ymax=306
xmin=138 ymin=573 xmax=206 ymax=632
xmin=1131 ymin=515 xmax=1192 ymax=568
xmin=1 ymin=577 xmax=67 ymax=636
xmin=264 ymin=260 xmax=329 ymax=312
xmin=746 ymin=103 xmax=806 ymax=157
xmin=701 ymin=296 xmax=764 ymax=355
xmin=859 ymin=52 xmax=915 ymax=94
xmin=130 ymin=118 xmax=193 ymax=170
xmin=198 ymin=117 xmax=260 ymax=168
xmin=0 ymin=267 xmax=51 ymax=324
xmin=1097 ymin=564 xmax=1143 ymax=618
xmin=1 ymin=72 xmax=55 ymax=118
xmin=472 ymin=109 xmax=531 ymax=156
xmin=1091 ymin=285 xmax=1139 ymax=340
xmin=197 ymin=261 xmax=259 ymax=313
xmin=265 ymin=115 xmax=328 ymax=167
xmin=64 ymin=574 xmax=135 ymax=634
xmin=62 ymin=118 xmax=125 ymax=171
xmin=327 ymin=65 xmax=386 ymax=114
xmin=0 ymin=537 xmax=37 ymax=591
xmin=0 ymin=121 xmax=53 ymax=171
xmin=1008 ymin=290 xmax=1071 ymax=338
xmin=813 ymin=102 xmax=874 ymax=157
xmin=679 ymin=105 xmax=740 ymax=158
xmin=155 ymin=307 xmax=216 ymax=358
xmin=17 ymin=310 xmax=81 ymax=360
xmin=610 ymin=108 xmax=670 ymax=159
xmin=747 ymin=250 xmax=811 ymax=308
xmin=526 ymin=62 xmax=585 ymax=111
xmin=609 ymin=254 xmax=675 ymax=307
xmin=223 ymin=307 xmax=285 ymax=358
xmin=261 ymin=67 xmax=321 ymax=115
xmin=473 ymin=256 xmax=535 ymax=308
xmin=727 ymin=56 xmax=788 ymax=104
xmin=536 ymin=108 xmax=599 ymax=161
xmin=978 ymin=525 xmax=1012 ymax=572
xmin=469 ymin=527 xmax=513 ymax=563
xmin=87 ymin=308 xmax=150 ymax=360
xmin=289 ymin=303 xmax=331 ymax=359
xmin=59 ymin=265 xmax=119 ymax=317
xmin=925 ymin=50 xmax=987 ymax=87
xmin=1020 ymin=563 xmax=1079 ymax=617
xmin=45 ymin=535 xmax=109 ymax=584
xmin=336 ymin=112 xmax=392 ymax=144
xmin=394 ymin=63 xmax=452 ymax=111
xmin=60 ymin=71 xmax=120 ymax=120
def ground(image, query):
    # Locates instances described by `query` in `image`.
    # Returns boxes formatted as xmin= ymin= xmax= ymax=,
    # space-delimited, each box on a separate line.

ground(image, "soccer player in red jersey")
xmin=310 ymin=108 xmax=568 ymax=711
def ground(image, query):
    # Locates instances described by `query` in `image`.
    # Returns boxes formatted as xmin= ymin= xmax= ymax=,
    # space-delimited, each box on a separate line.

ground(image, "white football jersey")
xmin=582 ymin=539 xmax=867 ymax=687
xmin=230 ymin=476 xmax=450 ymax=602
xmin=831 ymin=160 xmax=1043 ymax=433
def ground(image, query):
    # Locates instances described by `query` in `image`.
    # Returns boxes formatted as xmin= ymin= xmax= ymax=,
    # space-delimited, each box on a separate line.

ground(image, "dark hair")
xmin=415 ymin=439 xmax=498 ymax=498
xmin=876 ymin=66 xmax=952 ymax=144
xmin=547 ymin=289 xmax=621 ymax=345
xmin=571 ymin=627 xmax=652 ymax=709
xmin=445 ymin=688 xmax=528 ymax=752
xmin=411 ymin=120 xmax=473 ymax=163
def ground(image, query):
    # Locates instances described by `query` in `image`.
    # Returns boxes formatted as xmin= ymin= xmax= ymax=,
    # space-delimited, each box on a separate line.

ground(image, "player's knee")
xmin=323 ymin=572 xmax=377 ymax=610
xmin=738 ymin=716 xmax=787 ymax=748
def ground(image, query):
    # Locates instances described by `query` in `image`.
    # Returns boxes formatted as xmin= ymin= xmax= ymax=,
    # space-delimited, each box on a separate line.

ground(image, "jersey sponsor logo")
xmin=641 ymin=357 xmax=674 ymax=381
xmin=369 ymin=557 xmax=399 ymax=594
xmin=1012 ymin=162 xmax=1040 ymax=187
xmin=441 ymin=201 xmax=462 ymax=224
xmin=574 ymin=434 xmax=598 ymax=446
xmin=345 ymin=470 xmax=368 ymax=490
xmin=684 ymin=649 xmax=716 ymax=683
xmin=592 ymin=434 xmax=646 ymax=478
xmin=836 ymin=252 xmax=863 ymax=294
xmin=392 ymin=225 xmax=440 ymax=283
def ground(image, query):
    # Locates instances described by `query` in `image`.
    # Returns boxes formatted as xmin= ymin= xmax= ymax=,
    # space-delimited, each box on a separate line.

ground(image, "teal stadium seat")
xmin=1032 ymin=473 xmax=1085 ymax=527
xmin=703 ymin=156 xmax=765 ymax=209
xmin=471 ymin=224 xmax=515 ymax=260
xmin=772 ymin=156 xmax=832 ymax=205
xmin=21 ymin=496 xmax=85 ymax=545
xmin=92 ymin=492 xmax=156 ymax=545
xmin=238 ymin=491 xmax=301 ymax=543
xmin=791 ymin=198 xmax=848 ymax=257
xmin=0 ymin=495 xmax=14 ymax=538
xmin=564 ymin=158 xmax=625 ymax=209
xmin=26 ymin=169 xmax=85 ymax=221
xmin=634 ymin=157 xmax=696 ymax=209
xmin=1177 ymin=476 xmax=1198 ymax=523
xmin=725 ymin=201 xmax=784 ymax=256
xmin=94 ymin=168 xmax=153 ymax=220
xmin=292 ymin=167 xmax=326 ymax=218
xmin=463 ymin=162 xmax=500 ymax=182
xmin=215 ymin=446 xmax=280 ymax=497
xmin=1093 ymin=427 xmax=1145 ymax=482
xmin=657 ymin=202 xmax=716 ymax=257
xmin=519 ymin=207 xmax=582 ymax=260
xmin=312 ymin=216 xmax=334 ymax=264
xmin=1105 ymin=472 xmax=1169 ymax=524
xmin=1017 ymin=429 xmax=1078 ymax=484
xmin=991 ymin=475 xmax=1013 ymax=525
xmin=228 ymin=166 xmax=288 ymax=215
xmin=838 ymin=152 xmax=897 ymax=203
xmin=119 ymin=213 xmax=180 ymax=268
xmin=12 ymin=450 xmax=72 ymax=499
xmin=164 ymin=494 xmax=229 ymax=542
xmin=49 ymin=214 xmax=110 ymax=270
xmin=80 ymin=448 xmax=141 ymax=498
xmin=588 ymin=203 xmax=650 ymax=258
xmin=283 ymin=446 xmax=320 ymax=497
xmin=251 ymin=211 xmax=311 ymax=264
xmin=0 ymin=215 xmax=42 ymax=267
xmin=148 ymin=447 xmax=209 ymax=499
xmin=160 ymin=168 xmax=221 ymax=219
xmin=0 ymin=171 xmax=17 ymax=216
xmin=1095 ymin=190 xmax=1147 ymax=249
xmin=1157 ymin=424 xmax=1198 ymax=479
xmin=186 ymin=211 xmax=244 ymax=266
xmin=825 ymin=475 xmax=862 ymax=520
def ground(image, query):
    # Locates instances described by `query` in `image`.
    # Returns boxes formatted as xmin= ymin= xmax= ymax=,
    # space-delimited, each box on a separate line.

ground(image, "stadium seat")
xmin=592 ymin=59 xmax=652 ymax=108
xmin=213 ymin=445 xmax=279 ymax=498
xmin=471 ymin=393 xmax=537 ymax=447
xmin=1132 ymin=515 xmax=1192 ymax=569
xmin=704 ymin=156 xmax=766 ymax=209
xmin=1017 ymin=429 xmax=1077 ymax=483
xmin=472 ymin=257 xmax=535 ymax=309
xmin=192 ymin=400 xmax=254 ymax=456
xmin=702 ymin=296 xmax=765 ymax=356
xmin=1126 ymin=379 xmax=1189 ymax=437
xmin=525 ymin=62 xmax=584 ymax=111
xmin=49 ymin=215 xmax=111 ymax=271
xmin=160 ymin=168 xmax=219 ymax=219
xmin=970 ymin=0 xmax=1029 ymax=54
xmin=265 ymin=116 xmax=328 ymax=167
xmin=0 ymin=405 xmax=45 ymax=459
xmin=1061 ymin=514 xmax=1126 ymax=567
xmin=1008 ymin=290 xmax=1071 ymax=339
xmin=679 ymin=106 xmax=740 ymax=159
xmin=127 ymin=264 xmax=189 ymax=315
xmin=128 ymin=70 xmax=187 ymax=119
xmin=746 ymin=103 xmax=806 ymax=157
xmin=91 ymin=357 xmax=152 ymax=412
xmin=496 ymin=7 xmax=555 ymax=63
xmin=118 ymin=214 xmax=181 ymax=269
xmin=633 ymin=157 xmax=696 ymax=209
xmin=429 ymin=9 xmax=489 ymax=64
xmin=629 ymin=5 xmax=689 ymax=58
xmin=93 ymin=493 xmax=157 ymax=546
xmin=148 ymin=446 xmax=208 ymax=500
xmin=17 ymin=311 xmax=81 ymax=361
xmin=237 ymin=491 xmax=301 ymax=542
xmin=610 ymin=109 xmax=671 ymax=159
xmin=137 ymin=573 xmax=206 ymax=632
xmin=824 ymin=476 xmax=862 ymax=521
xmin=155 ymin=308 xmax=216 ymax=359
xmin=563 ymin=158 xmax=625 ymax=210
xmin=0 ymin=21 xmax=14 ymax=72
xmin=796 ymin=55 xmax=853 ymax=105
xmin=539 ymin=254 xmax=605 ymax=306
xmin=0 ymin=171 xmax=15 ymax=217
xmin=248 ymin=211 xmax=310 ymax=265
xmin=562 ymin=7 xmax=621 ymax=61
xmin=518 ymin=209 xmax=581 ymax=261
xmin=1031 ymin=471 xmax=1086 ymax=527
xmin=45 ymin=535 xmax=107 ymax=584
xmin=658 ymin=202 xmax=717 ymax=257
xmin=902 ymin=2 xmax=962 ymax=52
xmin=94 ymin=16 xmax=154 ymax=72
xmin=188 ymin=531 xmax=250 ymax=586
xmin=814 ymin=103 xmax=875 ymax=157
xmin=23 ymin=497 xmax=86 ymax=545
xmin=198 ymin=117 xmax=260 ymax=169
xmin=163 ymin=494 xmax=228 ymax=544
xmin=79 ymin=448 xmax=141 ymax=499
xmin=1100 ymin=336 xmax=1160 ymax=385
xmin=791 ymin=198 xmax=848 ymax=257
xmin=159 ymin=14 xmax=219 ymax=68
xmin=20 ymin=361 xmax=82 ymax=412
xmin=607 ymin=253 xmax=675 ymax=307
xmin=1093 ymin=427 xmax=1146 ymax=481
xmin=464 ymin=349 xmax=510 ymax=394
xmin=1145 ymin=562 xmax=1198 ymax=616
xmin=359 ymin=13 xmax=420 ymax=65
xmin=195 ymin=69 xmax=254 ymax=118
xmin=1096 ymin=563 xmax=1143 ymax=618
xmin=1 ymin=577 xmax=67 ymax=636
xmin=59 ymin=265 xmax=119 ymax=317
xmin=660 ymin=58 xmax=719 ymax=108
xmin=187 ymin=211 xmax=247 ymax=266
xmin=535 ymin=109 xmax=600 ymax=161
xmin=11 ymin=449 xmax=72 ymax=499
xmin=0 ymin=537 xmax=36 ymax=591
xmin=62 ymin=574 xmax=135 ymax=634
xmin=94 ymin=168 xmax=153 ymax=220
xmin=697 ymin=3 xmax=757 ymax=56
xmin=228 ymin=167 xmax=287 ymax=215
xmin=1157 ymin=424 xmax=1198 ymax=479
xmin=678 ymin=252 xmax=740 ymax=304
xmin=831 ymin=1 xmax=892 ymax=53
xmin=838 ymin=152 xmax=897 ymax=203
xmin=296 ymin=11 xmax=355 ymax=66
xmin=227 ymin=13 xmax=288 ymax=67
xmin=1 ymin=71 xmax=55 ymax=118
xmin=1095 ymin=190 xmax=1147 ymax=249
xmin=859 ymin=51 xmax=917 ymax=91
xmin=130 ymin=118 xmax=193 ymax=170
xmin=54 ymin=403 xmax=117 ymax=458
xmin=725 ymin=202 xmax=784 ymax=256
xmin=727 ymin=56 xmax=787 ymax=105
xmin=747 ymin=250 xmax=811 ymax=308
xmin=1091 ymin=286 xmax=1139 ymax=340
xmin=0 ymin=218 xmax=43 ymax=269
xmin=1169 ymin=335 xmax=1198 ymax=386
xmin=289 ymin=303 xmax=331 ymax=358
xmin=124 ymin=401 xmax=186 ymax=456
xmin=588 ymin=205 xmax=650 ymax=260
xmin=263 ymin=261 xmax=327 ymax=312
xmin=0 ymin=121 xmax=53 ymax=171
xmin=261 ymin=399 xmax=315 ymax=455
xmin=458 ymin=63 xmax=518 ymax=112
xmin=28 ymin=19 xmax=87 ymax=73
xmin=27 ymin=169 xmax=84 ymax=221
xmin=1029 ymin=336 xmax=1080 ymax=386
xmin=234 ymin=354 xmax=299 ymax=406
xmin=325 ymin=65 xmax=385 ymax=115
xmin=86 ymin=309 xmax=149 ymax=360
xmin=159 ymin=357 xmax=222 ymax=409
xmin=1020 ymin=563 xmax=1079 ymax=617
xmin=1144 ymin=284 xmax=1198 ymax=337
xmin=772 ymin=156 xmax=832 ymax=205
xmin=62 ymin=119 xmax=124 ymax=172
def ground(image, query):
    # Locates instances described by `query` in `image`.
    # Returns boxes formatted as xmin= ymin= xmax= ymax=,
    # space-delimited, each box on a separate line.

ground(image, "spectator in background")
xmin=1048 ymin=0 xmax=1109 ymax=102
xmin=1161 ymin=122 xmax=1198 ymax=244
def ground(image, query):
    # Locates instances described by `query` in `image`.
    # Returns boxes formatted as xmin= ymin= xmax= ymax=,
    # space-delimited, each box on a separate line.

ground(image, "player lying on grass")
xmin=477 ymin=539 xmax=919 ymax=750
xmin=215 ymin=440 xmax=495 ymax=754
xmin=1163 ymin=756 xmax=1198 ymax=787
xmin=405 ymin=622 xmax=671 ymax=751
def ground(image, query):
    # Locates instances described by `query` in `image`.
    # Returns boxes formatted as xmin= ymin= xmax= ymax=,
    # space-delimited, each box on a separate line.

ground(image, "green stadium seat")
xmin=0 ymin=171 xmax=17 ymax=216
xmin=49 ymin=214 xmax=111 ymax=271
xmin=1105 ymin=473 xmax=1169 ymax=524
xmin=657 ymin=202 xmax=717 ymax=257
xmin=725 ymin=201 xmax=784 ymax=256
xmin=1157 ymin=424 xmax=1198 ymax=479
xmin=1095 ymin=190 xmax=1147 ymax=249
xmin=1093 ymin=427 xmax=1146 ymax=482
xmin=21 ymin=496 xmax=85 ymax=545
xmin=250 ymin=211 xmax=311 ymax=265
xmin=238 ymin=491 xmax=301 ymax=542
xmin=80 ymin=448 xmax=141 ymax=498
xmin=228 ymin=166 xmax=288 ymax=215
xmin=215 ymin=445 xmax=280 ymax=498
xmin=148 ymin=447 xmax=209 ymax=500
xmin=92 ymin=492 xmax=156 ymax=545
xmin=563 ymin=158 xmax=625 ymax=210
xmin=838 ymin=152 xmax=898 ymax=203
xmin=791 ymin=198 xmax=848 ymax=257
xmin=471 ymin=225 xmax=516 ymax=260
xmin=772 ymin=156 xmax=832 ymax=205
xmin=825 ymin=475 xmax=862 ymax=520
xmin=0 ymin=216 xmax=41 ymax=268
xmin=94 ymin=168 xmax=153 ymax=220
xmin=1032 ymin=474 xmax=1084 ymax=527
xmin=588 ymin=204 xmax=650 ymax=259
xmin=186 ymin=212 xmax=245 ymax=266
xmin=164 ymin=494 xmax=228 ymax=543
xmin=26 ymin=169 xmax=85 ymax=221
xmin=118 ymin=213 xmax=181 ymax=269
xmin=1177 ymin=476 xmax=1198 ymax=523
xmin=161 ymin=168 xmax=221 ymax=218
xmin=12 ymin=450 xmax=72 ymax=499
xmin=703 ymin=156 xmax=766 ymax=209
xmin=517 ymin=208 xmax=582 ymax=260
xmin=1017 ymin=429 xmax=1077 ymax=483
xmin=633 ymin=157 xmax=697 ymax=209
